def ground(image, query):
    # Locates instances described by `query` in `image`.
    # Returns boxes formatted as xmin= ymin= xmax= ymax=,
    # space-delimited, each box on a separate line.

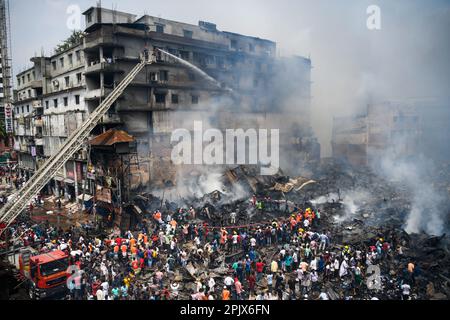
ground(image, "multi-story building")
xmin=82 ymin=6 xmax=317 ymax=185
xmin=13 ymin=44 xmax=88 ymax=200
xmin=332 ymin=102 xmax=421 ymax=166
xmin=12 ymin=5 xmax=317 ymax=203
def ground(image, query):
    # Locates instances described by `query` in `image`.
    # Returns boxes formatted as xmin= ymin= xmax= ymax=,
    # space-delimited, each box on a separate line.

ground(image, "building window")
xmin=17 ymin=78 xmax=20 ymax=86
xmin=154 ymin=93 xmax=166 ymax=104
xmin=180 ymin=51 xmax=190 ymax=60
xmin=183 ymin=29 xmax=193 ymax=38
xmin=63 ymin=97 xmax=68 ymax=106
xmin=53 ymin=99 xmax=58 ymax=108
xmin=76 ymin=50 xmax=81 ymax=62
xmin=26 ymin=105 xmax=30 ymax=113
xmin=68 ymin=53 xmax=73 ymax=65
xmin=191 ymin=95 xmax=199 ymax=104
xmin=65 ymin=76 xmax=70 ymax=87
xmin=21 ymin=106 xmax=24 ymax=113
xmin=75 ymin=95 xmax=80 ymax=105
xmin=27 ymin=74 xmax=31 ymax=82
xmin=22 ymin=76 xmax=25 ymax=84
xmin=87 ymin=12 xmax=92 ymax=23
xmin=149 ymin=72 xmax=158 ymax=82
xmin=155 ymin=24 xmax=164 ymax=33
xmin=28 ymin=89 xmax=32 ymax=98
xmin=52 ymin=61 xmax=57 ymax=71
xmin=76 ymin=73 xmax=82 ymax=84
xmin=45 ymin=101 xmax=49 ymax=109
xmin=231 ymin=40 xmax=237 ymax=50
xmin=216 ymin=56 xmax=225 ymax=68
xmin=159 ymin=70 xmax=169 ymax=82
xmin=171 ymin=94 xmax=179 ymax=104
xmin=60 ymin=57 xmax=64 ymax=68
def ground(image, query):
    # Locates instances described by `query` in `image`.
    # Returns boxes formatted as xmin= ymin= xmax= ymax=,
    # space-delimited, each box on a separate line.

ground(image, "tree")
xmin=54 ymin=30 xmax=86 ymax=54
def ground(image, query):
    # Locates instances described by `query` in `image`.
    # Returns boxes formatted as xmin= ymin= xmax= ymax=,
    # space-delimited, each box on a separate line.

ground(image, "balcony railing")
xmin=85 ymin=61 xmax=121 ymax=74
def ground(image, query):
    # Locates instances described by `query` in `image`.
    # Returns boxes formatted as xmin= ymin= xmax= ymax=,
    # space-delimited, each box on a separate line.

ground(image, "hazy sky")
xmin=9 ymin=0 xmax=450 ymax=155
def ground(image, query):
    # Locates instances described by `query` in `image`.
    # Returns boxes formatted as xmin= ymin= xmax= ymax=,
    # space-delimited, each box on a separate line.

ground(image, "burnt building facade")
xmin=332 ymin=101 xmax=421 ymax=167
xmin=82 ymin=6 xmax=317 ymax=187
xmin=12 ymin=5 xmax=317 ymax=203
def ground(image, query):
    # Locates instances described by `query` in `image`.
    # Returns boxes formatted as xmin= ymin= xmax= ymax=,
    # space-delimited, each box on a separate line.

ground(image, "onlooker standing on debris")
xmin=230 ymin=211 xmax=237 ymax=224
xmin=401 ymin=282 xmax=411 ymax=300
xmin=256 ymin=260 xmax=265 ymax=282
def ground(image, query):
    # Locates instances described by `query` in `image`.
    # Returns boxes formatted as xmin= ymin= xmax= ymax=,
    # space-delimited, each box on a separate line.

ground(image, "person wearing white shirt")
xmin=401 ymin=283 xmax=411 ymax=300
xmin=230 ymin=212 xmax=237 ymax=224
xmin=101 ymin=281 xmax=109 ymax=293
xmin=96 ymin=288 xmax=105 ymax=300
xmin=208 ymin=277 xmax=216 ymax=293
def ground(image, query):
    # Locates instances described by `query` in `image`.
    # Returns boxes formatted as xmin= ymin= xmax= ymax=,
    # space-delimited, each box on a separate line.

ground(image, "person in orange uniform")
xmin=130 ymin=237 xmax=137 ymax=248
xmin=121 ymin=243 xmax=127 ymax=259
xmin=222 ymin=286 xmax=231 ymax=300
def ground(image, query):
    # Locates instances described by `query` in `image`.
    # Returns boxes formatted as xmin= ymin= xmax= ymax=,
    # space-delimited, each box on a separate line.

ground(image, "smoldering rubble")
xmin=111 ymin=161 xmax=450 ymax=300
xmin=2 ymin=160 xmax=450 ymax=301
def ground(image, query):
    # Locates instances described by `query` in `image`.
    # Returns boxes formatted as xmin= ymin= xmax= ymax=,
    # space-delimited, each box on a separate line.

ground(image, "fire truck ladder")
xmin=0 ymin=54 xmax=154 ymax=234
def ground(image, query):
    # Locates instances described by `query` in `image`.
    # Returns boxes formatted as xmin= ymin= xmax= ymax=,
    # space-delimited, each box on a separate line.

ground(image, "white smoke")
xmin=310 ymin=190 xmax=371 ymax=223
xmin=377 ymin=153 xmax=445 ymax=236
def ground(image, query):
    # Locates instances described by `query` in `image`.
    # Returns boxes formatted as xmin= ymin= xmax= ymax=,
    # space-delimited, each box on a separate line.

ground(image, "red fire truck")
xmin=18 ymin=248 xmax=70 ymax=300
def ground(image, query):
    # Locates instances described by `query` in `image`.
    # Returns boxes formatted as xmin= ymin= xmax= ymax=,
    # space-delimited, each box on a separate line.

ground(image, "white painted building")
xmin=13 ymin=43 xmax=90 ymax=200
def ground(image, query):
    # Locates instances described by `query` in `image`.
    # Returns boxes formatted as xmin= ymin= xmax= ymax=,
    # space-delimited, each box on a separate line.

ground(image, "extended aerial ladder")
xmin=0 ymin=53 xmax=155 ymax=235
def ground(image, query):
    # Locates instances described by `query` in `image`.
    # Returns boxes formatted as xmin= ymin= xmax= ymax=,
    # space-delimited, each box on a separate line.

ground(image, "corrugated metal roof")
xmin=89 ymin=129 xmax=135 ymax=146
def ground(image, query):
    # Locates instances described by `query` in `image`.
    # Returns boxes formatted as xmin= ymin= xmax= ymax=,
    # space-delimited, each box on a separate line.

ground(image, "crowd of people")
xmin=1 ymin=192 xmax=420 ymax=301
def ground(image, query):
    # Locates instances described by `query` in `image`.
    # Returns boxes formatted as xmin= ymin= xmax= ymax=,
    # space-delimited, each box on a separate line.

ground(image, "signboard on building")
xmin=4 ymin=103 xmax=13 ymax=133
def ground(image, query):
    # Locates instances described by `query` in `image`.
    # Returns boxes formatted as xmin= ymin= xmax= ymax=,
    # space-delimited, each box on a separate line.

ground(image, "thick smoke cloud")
xmin=11 ymin=1 xmax=449 ymax=234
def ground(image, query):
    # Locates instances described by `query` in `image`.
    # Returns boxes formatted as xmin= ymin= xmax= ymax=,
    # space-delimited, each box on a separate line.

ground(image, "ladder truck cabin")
xmin=0 ymin=53 xmax=155 ymax=243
